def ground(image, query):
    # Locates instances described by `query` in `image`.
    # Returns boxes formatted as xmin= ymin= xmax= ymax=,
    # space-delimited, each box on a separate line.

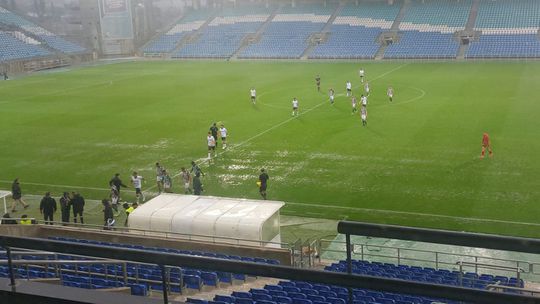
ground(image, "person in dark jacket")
xmin=40 ymin=192 xmax=57 ymax=225
xmin=59 ymin=192 xmax=71 ymax=224
xmin=102 ymin=199 xmax=114 ymax=230
xmin=109 ymin=173 xmax=128 ymax=199
xmin=11 ymin=178 xmax=29 ymax=212
xmin=193 ymin=173 xmax=203 ymax=195
xmin=71 ymin=192 xmax=85 ymax=224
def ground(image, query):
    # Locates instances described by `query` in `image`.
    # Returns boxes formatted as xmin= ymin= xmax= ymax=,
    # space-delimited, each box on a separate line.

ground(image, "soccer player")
xmin=155 ymin=162 xmax=164 ymax=193
xmin=351 ymin=96 xmax=358 ymax=114
xmin=258 ymin=168 xmax=269 ymax=200
xmin=180 ymin=167 xmax=192 ymax=194
xmin=481 ymin=132 xmax=493 ymax=159
xmin=209 ymin=122 xmax=219 ymax=148
xmin=359 ymin=68 xmax=365 ymax=83
xmin=191 ymin=160 xmax=204 ymax=177
xmin=292 ymin=97 xmax=299 ymax=116
xmin=162 ymin=170 xmax=172 ymax=193
xmin=207 ymin=132 xmax=216 ymax=159
xmin=220 ymin=124 xmax=228 ymax=149
xmin=250 ymin=87 xmax=256 ymax=104
xmin=361 ymin=106 xmax=367 ymax=127
xmin=387 ymin=86 xmax=394 ymax=102
xmin=329 ymin=88 xmax=335 ymax=105
xmin=131 ymin=171 xmax=145 ymax=203
xmin=346 ymin=80 xmax=352 ymax=97
xmin=361 ymin=94 xmax=368 ymax=107
xmin=110 ymin=185 xmax=119 ymax=214
xmin=315 ymin=75 xmax=321 ymax=92
xmin=364 ymin=82 xmax=370 ymax=96
xmin=109 ymin=173 xmax=128 ymax=200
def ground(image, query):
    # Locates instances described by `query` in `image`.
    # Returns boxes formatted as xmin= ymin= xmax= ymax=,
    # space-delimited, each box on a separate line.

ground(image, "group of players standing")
xmin=250 ymin=68 xmax=394 ymax=127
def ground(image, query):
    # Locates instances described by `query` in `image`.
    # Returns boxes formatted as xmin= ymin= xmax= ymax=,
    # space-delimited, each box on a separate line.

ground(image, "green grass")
xmin=1 ymin=60 xmax=539 ymax=237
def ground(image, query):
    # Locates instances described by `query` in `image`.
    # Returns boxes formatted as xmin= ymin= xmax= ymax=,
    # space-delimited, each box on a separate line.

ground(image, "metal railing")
xmin=319 ymin=238 xmax=536 ymax=281
xmin=1 ymin=236 xmax=540 ymax=304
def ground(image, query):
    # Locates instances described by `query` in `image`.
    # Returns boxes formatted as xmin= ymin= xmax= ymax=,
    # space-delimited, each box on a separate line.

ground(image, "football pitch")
xmin=1 ymin=60 xmax=539 ymax=237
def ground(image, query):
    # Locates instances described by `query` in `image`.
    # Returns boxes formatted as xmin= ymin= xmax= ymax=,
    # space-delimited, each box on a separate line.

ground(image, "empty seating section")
xmin=384 ymin=31 xmax=459 ymax=58
xmin=475 ymin=0 xmax=540 ymax=33
xmin=400 ymin=0 xmax=471 ymax=32
xmin=0 ymin=31 xmax=51 ymax=61
xmin=184 ymin=259 xmax=522 ymax=304
xmin=467 ymin=0 xmax=540 ymax=57
xmin=309 ymin=25 xmax=382 ymax=59
xmin=193 ymin=280 xmax=459 ymax=304
xmin=466 ymin=34 xmax=540 ymax=58
xmin=310 ymin=2 xmax=400 ymax=59
xmin=173 ymin=14 xmax=269 ymax=58
xmin=239 ymin=3 xmax=334 ymax=58
xmin=0 ymin=6 xmax=85 ymax=54
xmin=143 ymin=9 xmax=215 ymax=54
xmin=326 ymin=260 xmax=523 ymax=289
xmin=0 ymin=237 xmax=279 ymax=297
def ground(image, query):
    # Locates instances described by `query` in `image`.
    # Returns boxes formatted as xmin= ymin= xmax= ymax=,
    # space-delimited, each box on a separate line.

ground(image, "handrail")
xmin=456 ymin=261 xmax=524 ymax=273
xmin=487 ymin=284 xmax=540 ymax=296
xmin=1 ymin=235 xmax=540 ymax=304
xmin=320 ymin=238 xmax=533 ymax=277
xmin=337 ymin=221 xmax=540 ymax=255
xmin=31 ymin=220 xmax=292 ymax=249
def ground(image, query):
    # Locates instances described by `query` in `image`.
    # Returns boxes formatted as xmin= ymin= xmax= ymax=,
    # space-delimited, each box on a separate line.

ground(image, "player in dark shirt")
xmin=109 ymin=173 xmax=128 ymax=199
xmin=210 ymin=122 xmax=219 ymax=148
xmin=258 ymin=168 xmax=269 ymax=200
xmin=315 ymin=75 xmax=321 ymax=92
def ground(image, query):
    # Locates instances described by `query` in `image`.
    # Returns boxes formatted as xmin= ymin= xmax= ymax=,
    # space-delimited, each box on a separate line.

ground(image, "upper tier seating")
xmin=0 ymin=6 xmax=85 ymax=54
xmin=173 ymin=12 xmax=269 ymax=58
xmin=239 ymin=3 xmax=335 ymax=59
xmin=475 ymin=0 xmax=540 ymax=33
xmin=143 ymin=9 xmax=216 ymax=54
xmin=400 ymin=0 xmax=471 ymax=32
xmin=309 ymin=2 xmax=400 ymax=59
xmin=0 ymin=31 xmax=51 ymax=61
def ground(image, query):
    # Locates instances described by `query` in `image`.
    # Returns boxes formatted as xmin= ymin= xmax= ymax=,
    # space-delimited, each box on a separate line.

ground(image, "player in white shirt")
xmin=250 ymin=88 xmax=256 ymax=104
xmin=351 ymin=96 xmax=357 ymax=114
xmin=346 ymin=81 xmax=352 ymax=97
xmin=364 ymin=82 xmax=370 ymax=96
xmin=361 ymin=94 xmax=368 ymax=107
xmin=329 ymin=88 xmax=335 ymax=105
xmin=131 ymin=172 xmax=145 ymax=203
xmin=387 ymin=86 xmax=394 ymax=102
xmin=219 ymin=124 xmax=228 ymax=149
xmin=359 ymin=68 xmax=365 ymax=83
xmin=361 ymin=106 xmax=367 ymax=127
xmin=292 ymin=97 xmax=299 ymax=116
xmin=207 ymin=132 xmax=216 ymax=159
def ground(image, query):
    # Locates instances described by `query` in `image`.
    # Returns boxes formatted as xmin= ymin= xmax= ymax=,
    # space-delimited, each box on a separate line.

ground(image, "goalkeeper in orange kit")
xmin=480 ymin=132 xmax=493 ymax=159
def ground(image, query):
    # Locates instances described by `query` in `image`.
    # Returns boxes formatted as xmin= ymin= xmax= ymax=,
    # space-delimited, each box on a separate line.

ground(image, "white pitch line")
xmin=284 ymin=201 xmax=540 ymax=227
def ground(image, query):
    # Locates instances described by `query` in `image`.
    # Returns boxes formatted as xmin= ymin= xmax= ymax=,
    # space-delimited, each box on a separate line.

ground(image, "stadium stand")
xmin=309 ymin=1 xmax=401 ymax=59
xmin=0 ymin=31 xmax=51 ymax=61
xmin=384 ymin=0 xmax=471 ymax=59
xmin=466 ymin=0 xmax=540 ymax=58
xmin=143 ymin=8 xmax=216 ymax=55
xmin=0 ymin=6 xmax=85 ymax=55
xmin=0 ymin=236 xmax=279 ymax=297
xmin=173 ymin=6 xmax=274 ymax=58
xmin=189 ymin=257 xmax=523 ymax=304
xmin=239 ymin=3 xmax=336 ymax=59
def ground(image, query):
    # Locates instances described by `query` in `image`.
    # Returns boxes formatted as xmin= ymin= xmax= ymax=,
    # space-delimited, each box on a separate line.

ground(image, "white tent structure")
xmin=0 ymin=190 xmax=11 ymax=215
xmin=128 ymin=194 xmax=285 ymax=247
